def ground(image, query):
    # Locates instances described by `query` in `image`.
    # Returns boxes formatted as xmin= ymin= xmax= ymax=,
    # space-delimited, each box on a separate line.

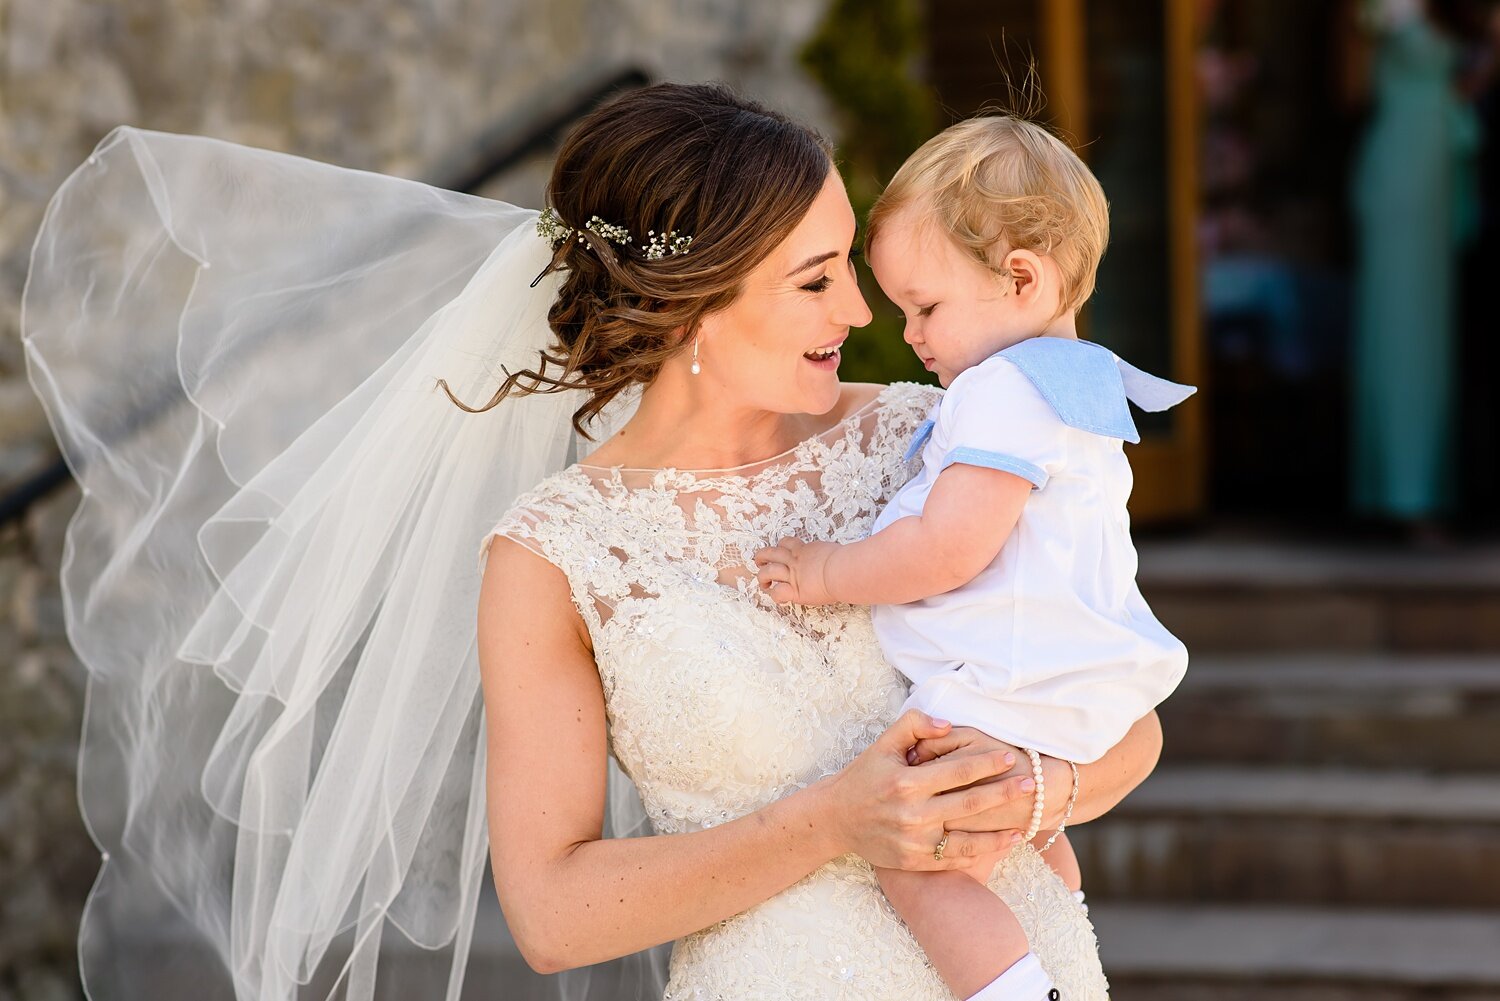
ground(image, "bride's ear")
xmin=679 ymin=317 xmax=716 ymax=355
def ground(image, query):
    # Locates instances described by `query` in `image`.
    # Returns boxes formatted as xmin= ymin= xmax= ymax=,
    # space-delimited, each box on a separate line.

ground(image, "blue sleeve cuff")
xmin=940 ymin=447 xmax=1049 ymax=489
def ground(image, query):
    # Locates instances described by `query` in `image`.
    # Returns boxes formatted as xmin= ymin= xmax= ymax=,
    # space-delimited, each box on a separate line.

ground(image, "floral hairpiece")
xmin=536 ymin=206 xmax=694 ymax=260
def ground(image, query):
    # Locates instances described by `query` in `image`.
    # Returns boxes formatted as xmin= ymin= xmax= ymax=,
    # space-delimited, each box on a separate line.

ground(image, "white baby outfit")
xmin=870 ymin=336 xmax=1196 ymax=764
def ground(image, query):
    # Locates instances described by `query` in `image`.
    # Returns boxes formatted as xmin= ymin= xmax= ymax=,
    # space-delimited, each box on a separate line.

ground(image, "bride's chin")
xmin=800 ymin=379 xmax=844 ymax=416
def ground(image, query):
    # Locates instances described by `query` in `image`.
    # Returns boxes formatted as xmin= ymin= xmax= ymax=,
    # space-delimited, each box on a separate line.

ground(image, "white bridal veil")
xmin=21 ymin=126 xmax=666 ymax=1001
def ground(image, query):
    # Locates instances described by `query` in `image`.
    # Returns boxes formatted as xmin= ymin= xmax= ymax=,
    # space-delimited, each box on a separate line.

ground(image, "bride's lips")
xmin=803 ymin=336 xmax=846 ymax=371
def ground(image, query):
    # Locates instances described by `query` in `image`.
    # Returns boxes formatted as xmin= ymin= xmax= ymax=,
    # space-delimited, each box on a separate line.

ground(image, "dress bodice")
xmin=478 ymin=381 xmax=1110 ymax=1000
xmin=480 ymin=381 xmax=939 ymax=834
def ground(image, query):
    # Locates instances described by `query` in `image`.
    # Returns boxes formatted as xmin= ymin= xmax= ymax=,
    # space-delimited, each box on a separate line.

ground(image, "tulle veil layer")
xmin=21 ymin=126 xmax=667 ymax=1000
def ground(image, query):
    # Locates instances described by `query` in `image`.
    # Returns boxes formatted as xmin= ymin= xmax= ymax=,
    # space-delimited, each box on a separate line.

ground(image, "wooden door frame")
xmin=1043 ymin=0 xmax=1207 ymax=522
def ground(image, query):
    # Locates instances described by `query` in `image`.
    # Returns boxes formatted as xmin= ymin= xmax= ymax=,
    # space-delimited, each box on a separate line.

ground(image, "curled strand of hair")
xmin=978 ymin=32 xmax=1049 ymax=127
xmin=434 ymin=348 xmax=621 ymax=440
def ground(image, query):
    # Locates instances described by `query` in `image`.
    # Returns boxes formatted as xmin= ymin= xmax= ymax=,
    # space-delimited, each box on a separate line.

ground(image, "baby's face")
xmin=868 ymin=205 xmax=1052 ymax=388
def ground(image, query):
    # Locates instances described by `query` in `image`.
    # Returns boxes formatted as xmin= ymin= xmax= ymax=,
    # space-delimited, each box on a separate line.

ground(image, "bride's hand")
xmin=819 ymin=709 xmax=1032 ymax=872
xmin=908 ymin=726 xmax=1036 ymax=837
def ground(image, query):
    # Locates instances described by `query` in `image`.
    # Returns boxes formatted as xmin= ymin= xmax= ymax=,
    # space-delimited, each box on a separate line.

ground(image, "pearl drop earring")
xmin=690 ymin=335 xmax=701 ymax=375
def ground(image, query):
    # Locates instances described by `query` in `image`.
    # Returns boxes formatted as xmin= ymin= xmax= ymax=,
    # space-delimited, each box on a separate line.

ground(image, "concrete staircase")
xmin=1076 ymin=538 xmax=1500 ymax=1000
xmin=103 ymin=537 xmax=1500 ymax=999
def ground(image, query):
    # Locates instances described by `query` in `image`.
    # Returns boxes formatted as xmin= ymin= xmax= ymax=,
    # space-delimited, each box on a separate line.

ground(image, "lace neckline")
xmin=573 ymin=383 xmax=901 ymax=478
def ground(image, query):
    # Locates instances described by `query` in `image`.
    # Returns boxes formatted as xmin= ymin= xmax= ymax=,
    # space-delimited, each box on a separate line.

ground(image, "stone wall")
xmin=0 ymin=2 xmax=834 ymax=996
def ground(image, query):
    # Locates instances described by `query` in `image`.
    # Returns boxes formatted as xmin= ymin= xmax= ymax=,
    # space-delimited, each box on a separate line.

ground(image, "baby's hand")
xmin=752 ymin=537 xmax=840 ymax=606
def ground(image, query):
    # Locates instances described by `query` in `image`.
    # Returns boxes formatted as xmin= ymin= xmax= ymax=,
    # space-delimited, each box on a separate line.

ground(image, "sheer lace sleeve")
xmin=477 ymin=472 xmax=609 ymax=638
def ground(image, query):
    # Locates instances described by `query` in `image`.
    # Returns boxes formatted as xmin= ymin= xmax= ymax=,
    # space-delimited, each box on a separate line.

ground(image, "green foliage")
xmin=800 ymin=0 xmax=941 ymax=387
xmin=799 ymin=0 xmax=938 ymax=205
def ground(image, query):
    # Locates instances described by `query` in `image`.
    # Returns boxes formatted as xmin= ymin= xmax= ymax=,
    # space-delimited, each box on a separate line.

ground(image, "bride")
xmin=24 ymin=81 xmax=1159 ymax=1001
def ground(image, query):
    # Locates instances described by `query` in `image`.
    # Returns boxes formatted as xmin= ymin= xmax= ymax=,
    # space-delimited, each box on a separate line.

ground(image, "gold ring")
xmin=933 ymin=831 xmax=950 ymax=861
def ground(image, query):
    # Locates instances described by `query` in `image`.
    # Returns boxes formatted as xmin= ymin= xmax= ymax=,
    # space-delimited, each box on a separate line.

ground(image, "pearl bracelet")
xmin=1021 ymin=747 xmax=1045 ymax=842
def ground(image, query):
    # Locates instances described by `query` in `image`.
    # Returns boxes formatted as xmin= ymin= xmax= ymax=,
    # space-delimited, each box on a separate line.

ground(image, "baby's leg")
xmin=960 ymin=839 xmax=1014 ymax=885
xmin=875 ymin=863 xmax=1051 ymax=1000
xmin=1034 ymin=830 xmax=1082 ymax=894
xmin=955 ymin=833 xmax=1080 ymax=897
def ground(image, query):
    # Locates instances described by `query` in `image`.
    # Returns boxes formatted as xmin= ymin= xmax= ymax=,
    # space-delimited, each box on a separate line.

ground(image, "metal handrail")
xmin=430 ymin=67 xmax=649 ymax=192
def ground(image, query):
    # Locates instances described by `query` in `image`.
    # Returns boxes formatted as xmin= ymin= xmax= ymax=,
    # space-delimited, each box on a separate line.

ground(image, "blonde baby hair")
xmin=866 ymin=115 xmax=1110 ymax=319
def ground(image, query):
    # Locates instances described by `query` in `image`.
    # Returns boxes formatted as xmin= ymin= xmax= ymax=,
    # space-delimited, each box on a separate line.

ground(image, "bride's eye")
xmin=917 ymin=303 xmax=936 ymax=317
xmin=801 ymin=275 xmax=834 ymax=293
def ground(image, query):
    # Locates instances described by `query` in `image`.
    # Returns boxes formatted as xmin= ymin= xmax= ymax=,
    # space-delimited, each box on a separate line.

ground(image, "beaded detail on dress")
xmin=480 ymin=382 xmax=1110 ymax=1000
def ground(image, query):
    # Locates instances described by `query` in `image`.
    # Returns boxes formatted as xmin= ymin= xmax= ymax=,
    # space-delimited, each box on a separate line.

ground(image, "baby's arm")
xmin=753 ymin=462 xmax=1032 ymax=606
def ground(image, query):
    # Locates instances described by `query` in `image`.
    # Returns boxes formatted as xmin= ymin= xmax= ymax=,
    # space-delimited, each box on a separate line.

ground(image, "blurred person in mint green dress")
xmin=1349 ymin=0 xmax=1481 ymax=538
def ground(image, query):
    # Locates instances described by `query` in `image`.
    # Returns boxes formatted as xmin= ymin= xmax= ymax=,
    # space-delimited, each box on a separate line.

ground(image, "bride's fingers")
xmin=914 ymin=748 xmax=1016 ymax=794
xmin=923 ymin=829 xmax=1022 ymax=871
xmin=927 ymin=770 xmax=1035 ymax=822
xmin=910 ymin=728 xmax=985 ymax=762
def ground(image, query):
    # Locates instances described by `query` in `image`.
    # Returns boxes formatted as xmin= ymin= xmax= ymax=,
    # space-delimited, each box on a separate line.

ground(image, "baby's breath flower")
xmin=536 ymin=206 xmax=693 ymax=261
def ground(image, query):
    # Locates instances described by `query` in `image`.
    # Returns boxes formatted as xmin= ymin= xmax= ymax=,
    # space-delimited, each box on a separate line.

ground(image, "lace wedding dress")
xmin=479 ymin=382 xmax=1111 ymax=1000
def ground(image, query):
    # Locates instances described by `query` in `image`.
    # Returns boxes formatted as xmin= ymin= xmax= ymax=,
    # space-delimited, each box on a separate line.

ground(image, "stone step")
xmin=1136 ymin=539 xmax=1500 ymax=653
xmin=95 ymin=864 xmax=1500 ymax=998
xmin=1090 ymin=902 xmax=1500 ymax=1000
xmin=1067 ymin=766 xmax=1500 ymax=908
xmin=107 ymin=888 xmax=594 ymax=1000
xmin=1161 ymin=654 xmax=1500 ymax=770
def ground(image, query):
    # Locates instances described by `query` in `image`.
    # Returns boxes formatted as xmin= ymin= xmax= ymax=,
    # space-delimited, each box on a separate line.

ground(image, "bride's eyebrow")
xmin=785 ymin=251 xmax=838 ymax=278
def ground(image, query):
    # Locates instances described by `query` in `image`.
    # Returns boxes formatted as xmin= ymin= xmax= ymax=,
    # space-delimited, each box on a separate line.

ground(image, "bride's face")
xmin=691 ymin=169 xmax=872 ymax=416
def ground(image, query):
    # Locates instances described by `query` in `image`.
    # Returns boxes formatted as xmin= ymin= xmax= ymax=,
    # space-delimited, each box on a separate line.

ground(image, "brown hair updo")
xmin=441 ymin=81 xmax=835 ymax=438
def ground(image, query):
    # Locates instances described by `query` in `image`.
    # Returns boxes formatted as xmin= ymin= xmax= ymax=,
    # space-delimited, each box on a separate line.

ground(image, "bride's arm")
xmin=478 ymin=538 xmax=834 ymax=973
xmin=911 ymin=711 xmax=1163 ymax=832
xmin=477 ymin=538 xmax=1026 ymax=974
xmin=1057 ymin=708 xmax=1163 ymax=826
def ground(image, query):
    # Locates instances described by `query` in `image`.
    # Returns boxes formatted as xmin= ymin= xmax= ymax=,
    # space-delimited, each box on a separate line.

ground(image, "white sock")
xmin=963 ymin=950 xmax=1056 ymax=1000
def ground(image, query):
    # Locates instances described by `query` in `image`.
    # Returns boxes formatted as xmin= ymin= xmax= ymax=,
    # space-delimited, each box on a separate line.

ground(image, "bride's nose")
xmin=834 ymin=272 xmax=873 ymax=328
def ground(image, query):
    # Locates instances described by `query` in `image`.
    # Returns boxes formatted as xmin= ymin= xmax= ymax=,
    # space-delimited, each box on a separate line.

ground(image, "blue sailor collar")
xmin=902 ymin=337 xmax=1196 ymax=461
xmin=987 ymin=336 xmax=1194 ymax=444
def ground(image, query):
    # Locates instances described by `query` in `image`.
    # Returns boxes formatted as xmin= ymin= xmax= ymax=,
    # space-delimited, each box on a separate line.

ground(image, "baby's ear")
xmin=1000 ymin=249 xmax=1045 ymax=297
